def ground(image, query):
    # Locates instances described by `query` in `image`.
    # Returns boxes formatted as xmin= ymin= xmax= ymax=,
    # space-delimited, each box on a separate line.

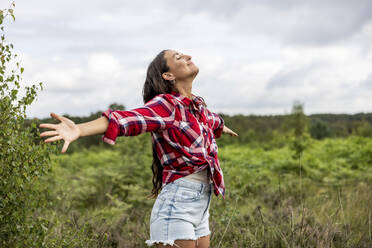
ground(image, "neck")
xmin=175 ymin=78 xmax=193 ymax=99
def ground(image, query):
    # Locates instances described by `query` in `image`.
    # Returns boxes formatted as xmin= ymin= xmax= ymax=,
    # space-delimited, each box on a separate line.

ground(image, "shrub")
xmin=0 ymin=4 xmax=54 ymax=247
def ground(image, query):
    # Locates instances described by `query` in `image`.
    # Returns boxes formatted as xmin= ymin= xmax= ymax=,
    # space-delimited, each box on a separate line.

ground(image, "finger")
xmin=39 ymin=123 xmax=58 ymax=130
xmin=44 ymin=135 xmax=63 ymax=143
xmin=40 ymin=130 xmax=59 ymax=137
xmin=61 ymin=141 xmax=70 ymax=153
xmin=226 ymin=129 xmax=237 ymax=136
xmin=50 ymin=112 xmax=64 ymax=122
xmin=231 ymin=131 xmax=239 ymax=137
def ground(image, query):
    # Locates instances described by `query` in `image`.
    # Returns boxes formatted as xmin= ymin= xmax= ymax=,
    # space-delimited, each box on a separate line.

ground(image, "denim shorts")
xmin=145 ymin=178 xmax=213 ymax=247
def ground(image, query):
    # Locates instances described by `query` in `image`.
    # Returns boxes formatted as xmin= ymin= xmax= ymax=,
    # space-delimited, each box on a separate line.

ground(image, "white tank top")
xmin=183 ymin=169 xmax=212 ymax=184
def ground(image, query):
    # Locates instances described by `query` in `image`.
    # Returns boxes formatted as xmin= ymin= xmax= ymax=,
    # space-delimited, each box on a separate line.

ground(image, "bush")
xmin=0 ymin=4 xmax=54 ymax=247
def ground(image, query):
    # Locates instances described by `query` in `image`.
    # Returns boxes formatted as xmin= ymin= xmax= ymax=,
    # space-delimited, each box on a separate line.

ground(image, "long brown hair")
xmin=142 ymin=49 xmax=176 ymax=197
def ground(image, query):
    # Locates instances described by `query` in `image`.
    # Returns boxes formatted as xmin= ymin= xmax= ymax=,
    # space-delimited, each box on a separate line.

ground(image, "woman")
xmin=40 ymin=49 xmax=238 ymax=248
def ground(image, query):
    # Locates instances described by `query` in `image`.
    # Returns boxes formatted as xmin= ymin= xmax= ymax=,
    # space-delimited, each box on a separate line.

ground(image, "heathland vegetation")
xmin=33 ymin=108 xmax=371 ymax=248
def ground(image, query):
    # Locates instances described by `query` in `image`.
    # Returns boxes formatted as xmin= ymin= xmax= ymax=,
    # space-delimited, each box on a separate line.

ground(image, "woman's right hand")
xmin=222 ymin=125 xmax=238 ymax=137
xmin=39 ymin=112 xmax=81 ymax=153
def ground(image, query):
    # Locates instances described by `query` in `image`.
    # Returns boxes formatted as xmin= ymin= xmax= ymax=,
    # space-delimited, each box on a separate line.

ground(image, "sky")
xmin=2 ymin=0 xmax=372 ymax=118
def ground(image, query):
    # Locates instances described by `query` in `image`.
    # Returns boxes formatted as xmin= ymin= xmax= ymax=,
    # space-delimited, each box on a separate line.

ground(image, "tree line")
xmin=28 ymin=102 xmax=372 ymax=153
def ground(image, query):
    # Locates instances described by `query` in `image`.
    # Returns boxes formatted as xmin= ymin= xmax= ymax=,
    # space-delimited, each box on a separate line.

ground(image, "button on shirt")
xmin=101 ymin=91 xmax=225 ymax=197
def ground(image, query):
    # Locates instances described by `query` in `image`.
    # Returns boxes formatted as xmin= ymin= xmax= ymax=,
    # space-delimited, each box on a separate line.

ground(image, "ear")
xmin=162 ymin=72 xmax=175 ymax=81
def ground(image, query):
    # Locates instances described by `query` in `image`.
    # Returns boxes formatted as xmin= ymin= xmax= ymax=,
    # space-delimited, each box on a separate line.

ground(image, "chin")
xmin=192 ymin=66 xmax=199 ymax=76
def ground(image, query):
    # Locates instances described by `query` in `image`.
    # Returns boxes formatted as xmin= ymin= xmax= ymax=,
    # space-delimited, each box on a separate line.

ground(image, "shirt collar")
xmin=171 ymin=91 xmax=204 ymax=109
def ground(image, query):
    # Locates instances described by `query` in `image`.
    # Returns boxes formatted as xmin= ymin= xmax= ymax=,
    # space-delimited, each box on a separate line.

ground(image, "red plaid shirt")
xmin=102 ymin=91 xmax=225 ymax=197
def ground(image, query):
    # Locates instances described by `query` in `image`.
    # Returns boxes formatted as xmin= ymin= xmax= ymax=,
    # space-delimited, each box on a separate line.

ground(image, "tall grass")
xmin=40 ymin=136 xmax=372 ymax=247
xmin=210 ymin=178 xmax=371 ymax=247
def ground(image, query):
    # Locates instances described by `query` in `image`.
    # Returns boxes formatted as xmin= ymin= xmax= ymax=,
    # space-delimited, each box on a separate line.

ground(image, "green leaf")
xmin=11 ymin=89 xmax=17 ymax=98
xmin=8 ymin=9 xmax=15 ymax=21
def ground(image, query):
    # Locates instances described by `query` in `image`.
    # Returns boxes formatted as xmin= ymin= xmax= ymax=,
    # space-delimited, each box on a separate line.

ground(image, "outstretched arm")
xmin=40 ymin=94 xmax=175 ymax=152
xmin=101 ymin=94 xmax=175 ymax=144
xmin=39 ymin=112 xmax=109 ymax=153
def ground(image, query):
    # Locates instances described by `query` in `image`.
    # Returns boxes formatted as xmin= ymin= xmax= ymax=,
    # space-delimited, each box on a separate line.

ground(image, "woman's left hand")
xmin=222 ymin=126 xmax=238 ymax=137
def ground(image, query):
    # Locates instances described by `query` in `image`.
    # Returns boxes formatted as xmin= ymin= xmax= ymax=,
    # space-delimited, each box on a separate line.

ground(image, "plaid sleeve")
xmin=206 ymin=109 xmax=224 ymax=138
xmin=101 ymin=94 xmax=175 ymax=144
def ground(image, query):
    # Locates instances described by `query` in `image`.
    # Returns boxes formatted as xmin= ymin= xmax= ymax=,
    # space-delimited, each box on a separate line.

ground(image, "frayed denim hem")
xmin=195 ymin=231 xmax=211 ymax=240
xmin=146 ymin=239 xmax=175 ymax=247
xmin=145 ymin=238 xmax=198 ymax=247
xmin=146 ymin=240 xmax=174 ymax=246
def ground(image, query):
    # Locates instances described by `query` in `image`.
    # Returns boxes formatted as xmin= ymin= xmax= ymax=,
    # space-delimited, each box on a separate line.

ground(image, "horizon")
xmin=29 ymin=105 xmax=372 ymax=120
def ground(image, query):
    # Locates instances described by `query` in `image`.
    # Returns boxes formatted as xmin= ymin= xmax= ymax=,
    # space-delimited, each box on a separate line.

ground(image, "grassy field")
xmin=39 ymin=135 xmax=372 ymax=247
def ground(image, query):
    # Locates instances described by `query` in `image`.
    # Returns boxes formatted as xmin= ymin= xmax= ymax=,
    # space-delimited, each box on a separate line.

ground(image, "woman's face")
xmin=163 ymin=50 xmax=199 ymax=81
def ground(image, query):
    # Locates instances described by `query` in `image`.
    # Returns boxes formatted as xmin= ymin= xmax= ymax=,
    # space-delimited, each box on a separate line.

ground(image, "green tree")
xmin=309 ymin=119 xmax=331 ymax=139
xmin=109 ymin=102 xmax=125 ymax=110
xmin=354 ymin=120 xmax=372 ymax=137
xmin=0 ymin=3 xmax=54 ymax=247
xmin=286 ymin=101 xmax=311 ymax=159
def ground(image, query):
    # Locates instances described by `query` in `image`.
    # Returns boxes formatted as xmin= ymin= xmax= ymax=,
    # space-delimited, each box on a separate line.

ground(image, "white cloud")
xmin=1 ymin=0 xmax=370 ymax=117
xmin=21 ymin=52 xmax=145 ymax=118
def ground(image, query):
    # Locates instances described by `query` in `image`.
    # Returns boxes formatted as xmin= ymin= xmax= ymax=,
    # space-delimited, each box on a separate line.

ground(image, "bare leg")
xmin=157 ymin=240 xmax=196 ymax=248
xmin=196 ymin=234 xmax=210 ymax=248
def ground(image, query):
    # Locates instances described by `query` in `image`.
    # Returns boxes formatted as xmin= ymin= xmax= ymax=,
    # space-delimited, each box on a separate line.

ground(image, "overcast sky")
xmin=2 ymin=0 xmax=372 ymax=118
